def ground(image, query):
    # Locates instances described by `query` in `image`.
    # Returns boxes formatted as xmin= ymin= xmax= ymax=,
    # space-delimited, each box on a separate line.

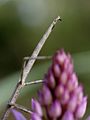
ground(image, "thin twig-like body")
xmin=10 ymin=103 xmax=32 ymax=114
xmin=24 ymin=80 xmax=43 ymax=86
xmin=1 ymin=16 xmax=61 ymax=120
xmin=24 ymin=56 xmax=52 ymax=60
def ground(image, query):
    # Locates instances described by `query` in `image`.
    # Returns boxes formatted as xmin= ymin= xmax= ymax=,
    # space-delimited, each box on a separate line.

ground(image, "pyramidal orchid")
xmin=31 ymin=49 xmax=88 ymax=120
xmin=11 ymin=49 xmax=89 ymax=120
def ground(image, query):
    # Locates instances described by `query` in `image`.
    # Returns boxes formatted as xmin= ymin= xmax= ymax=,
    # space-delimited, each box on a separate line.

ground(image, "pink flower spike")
xmin=75 ymin=96 xmax=87 ymax=119
xmin=62 ymin=111 xmax=74 ymax=120
xmin=11 ymin=109 xmax=26 ymax=120
xmin=31 ymin=49 xmax=88 ymax=120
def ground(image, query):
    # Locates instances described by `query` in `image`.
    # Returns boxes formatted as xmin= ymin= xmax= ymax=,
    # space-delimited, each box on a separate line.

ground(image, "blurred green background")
xmin=0 ymin=0 xmax=90 ymax=119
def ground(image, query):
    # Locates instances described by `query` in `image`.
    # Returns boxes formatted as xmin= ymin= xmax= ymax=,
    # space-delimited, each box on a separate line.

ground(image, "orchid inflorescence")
xmin=12 ymin=49 xmax=90 ymax=120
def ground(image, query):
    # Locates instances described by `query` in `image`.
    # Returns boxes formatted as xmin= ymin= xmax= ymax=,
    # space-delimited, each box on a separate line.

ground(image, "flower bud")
xmin=55 ymin=50 xmax=66 ymax=65
xmin=53 ymin=63 xmax=61 ymax=78
xmin=11 ymin=109 xmax=26 ymax=120
xmin=67 ymin=95 xmax=77 ymax=112
xmin=62 ymin=111 xmax=74 ymax=120
xmin=67 ymin=73 xmax=78 ymax=92
xmin=55 ymin=84 xmax=64 ymax=98
xmin=75 ymin=96 xmax=87 ymax=119
xmin=48 ymin=100 xmax=62 ymax=118
xmin=31 ymin=99 xmax=43 ymax=117
xmin=39 ymin=86 xmax=52 ymax=105
xmin=46 ymin=70 xmax=56 ymax=89
xmin=60 ymin=71 xmax=68 ymax=85
xmin=60 ymin=89 xmax=70 ymax=104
